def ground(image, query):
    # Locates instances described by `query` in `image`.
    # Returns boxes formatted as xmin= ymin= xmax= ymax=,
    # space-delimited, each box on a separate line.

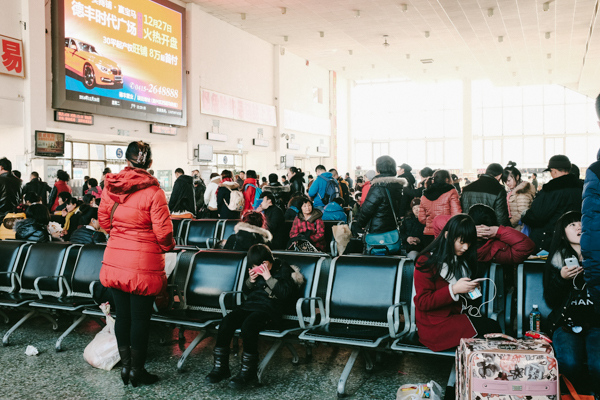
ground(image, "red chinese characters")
xmin=1 ymin=39 xmax=22 ymax=74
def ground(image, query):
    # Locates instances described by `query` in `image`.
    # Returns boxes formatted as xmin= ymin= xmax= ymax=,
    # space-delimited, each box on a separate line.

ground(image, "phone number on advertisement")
xmin=130 ymin=82 xmax=179 ymax=98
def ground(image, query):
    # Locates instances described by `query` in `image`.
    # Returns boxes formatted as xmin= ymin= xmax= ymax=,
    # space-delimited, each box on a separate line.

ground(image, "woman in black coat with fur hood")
xmin=205 ymin=244 xmax=305 ymax=389
xmin=224 ymin=211 xmax=272 ymax=251
xmin=356 ymin=156 xmax=406 ymax=238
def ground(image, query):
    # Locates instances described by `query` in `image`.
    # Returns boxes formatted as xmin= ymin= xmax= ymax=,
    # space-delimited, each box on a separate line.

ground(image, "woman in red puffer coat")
xmin=99 ymin=141 xmax=175 ymax=388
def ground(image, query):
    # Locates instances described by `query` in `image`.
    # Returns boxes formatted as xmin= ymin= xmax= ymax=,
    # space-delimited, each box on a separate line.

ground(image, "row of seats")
xmin=171 ymin=218 xmax=347 ymax=255
xmin=0 ymin=240 xmax=545 ymax=397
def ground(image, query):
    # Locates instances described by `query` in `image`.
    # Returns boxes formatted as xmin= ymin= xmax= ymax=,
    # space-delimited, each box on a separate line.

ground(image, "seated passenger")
xmin=85 ymin=178 xmax=103 ymax=199
xmin=82 ymin=193 xmax=98 ymax=208
xmin=288 ymin=197 xmax=325 ymax=252
xmin=256 ymin=192 xmax=286 ymax=250
xmin=322 ymin=197 xmax=347 ymax=223
xmin=54 ymin=191 xmax=72 ymax=212
xmin=55 ymin=197 xmax=82 ymax=240
xmin=16 ymin=192 xmax=42 ymax=213
xmin=15 ymin=204 xmax=54 ymax=242
xmin=224 ymin=211 xmax=272 ymax=251
xmin=284 ymin=195 xmax=304 ymax=221
xmin=414 ymin=214 xmax=501 ymax=352
xmin=205 ymin=244 xmax=304 ymax=388
xmin=544 ymin=211 xmax=600 ymax=395
xmin=400 ymin=198 xmax=425 ymax=260
xmin=69 ymin=205 xmax=107 ymax=244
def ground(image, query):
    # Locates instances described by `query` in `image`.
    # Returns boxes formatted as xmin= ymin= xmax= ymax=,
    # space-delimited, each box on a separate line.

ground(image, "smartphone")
xmin=565 ymin=257 xmax=580 ymax=268
xmin=468 ymin=287 xmax=482 ymax=300
xmin=471 ymin=278 xmax=485 ymax=283
xmin=250 ymin=266 xmax=262 ymax=275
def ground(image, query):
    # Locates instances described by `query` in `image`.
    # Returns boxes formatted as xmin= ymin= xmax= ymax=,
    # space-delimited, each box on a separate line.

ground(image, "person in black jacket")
xmin=400 ymin=198 xmax=425 ymax=260
xmin=522 ymin=155 xmax=583 ymax=252
xmin=287 ymin=167 xmax=305 ymax=196
xmin=216 ymin=170 xmax=241 ymax=220
xmin=15 ymin=204 xmax=52 ymax=242
xmin=224 ymin=212 xmax=272 ymax=251
xmin=205 ymin=244 xmax=304 ymax=388
xmin=70 ymin=205 xmax=107 ymax=244
xmin=0 ymin=157 xmax=22 ymax=223
xmin=398 ymin=163 xmax=416 ymax=190
xmin=168 ymin=168 xmax=196 ymax=214
xmin=22 ymin=172 xmax=52 ymax=207
xmin=355 ymin=156 xmax=406 ymax=250
xmin=257 ymin=191 xmax=286 ymax=249
xmin=461 ymin=163 xmax=511 ymax=227
xmin=402 ymin=166 xmax=433 ymax=212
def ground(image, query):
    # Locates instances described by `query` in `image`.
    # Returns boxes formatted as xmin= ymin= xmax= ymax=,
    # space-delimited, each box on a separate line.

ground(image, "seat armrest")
xmin=34 ymin=275 xmax=71 ymax=299
xmin=387 ymin=302 xmax=410 ymax=339
xmin=0 ymin=271 xmax=22 ymax=288
xmin=166 ymin=283 xmax=185 ymax=310
xmin=504 ymin=287 xmax=515 ymax=337
xmin=295 ymin=297 xmax=325 ymax=329
xmin=219 ymin=290 xmax=244 ymax=316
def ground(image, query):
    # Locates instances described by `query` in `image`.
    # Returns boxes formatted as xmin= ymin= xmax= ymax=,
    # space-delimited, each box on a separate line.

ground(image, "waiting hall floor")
xmin=0 ymin=312 xmax=453 ymax=399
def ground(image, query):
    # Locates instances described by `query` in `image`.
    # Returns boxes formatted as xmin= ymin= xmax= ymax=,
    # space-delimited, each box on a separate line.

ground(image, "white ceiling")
xmin=183 ymin=0 xmax=600 ymax=97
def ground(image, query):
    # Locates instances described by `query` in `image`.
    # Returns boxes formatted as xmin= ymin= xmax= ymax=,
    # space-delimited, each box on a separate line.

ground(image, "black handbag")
xmin=363 ymin=188 xmax=402 ymax=256
xmin=560 ymin=277 xmax=596 ymax=334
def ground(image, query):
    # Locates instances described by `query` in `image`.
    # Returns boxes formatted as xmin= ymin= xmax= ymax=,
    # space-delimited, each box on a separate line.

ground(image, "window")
xmin=484 ymin=139 xmax=501 ymax=164
xmin=73 ymin=143 xmax=89 ymax=159
xmin=503 ymin=107 xmax=523 ymax=136
xmin=427 ymin=141 xmax=443 ymax=165
xmin=373 ymin=142 xmax=389 ymax=161
xmin=482 ymin=108 xmax=502 ymax=136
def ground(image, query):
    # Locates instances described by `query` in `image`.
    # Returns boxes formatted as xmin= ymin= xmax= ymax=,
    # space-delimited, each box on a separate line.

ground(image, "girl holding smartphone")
xmin=543 ymin=211 xmax=600 ymax=394
xmin=414 ymin=214 xmax=501 ymax=352
xmin=205 ymin=244 xmax=304 ymax=389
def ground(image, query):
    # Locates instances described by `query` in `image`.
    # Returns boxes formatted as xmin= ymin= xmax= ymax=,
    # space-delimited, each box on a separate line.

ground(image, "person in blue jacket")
xmin=322 ymin=197 xmax=347 ymax=223
xmin=308 ymin=164 xmax=336 ymax=210
xmin=582 ymin=146 xmax=600 ymax=313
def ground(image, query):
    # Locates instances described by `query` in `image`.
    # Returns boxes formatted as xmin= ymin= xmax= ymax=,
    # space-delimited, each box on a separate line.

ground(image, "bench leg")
xmin=363 ymin=350 xmax=374 ymax=372
xmin=306 ymin=346 xmax=313 ymax=360
xmin=56 ymin=314 xmax=87 ymax=352
xmin=257 ymin=341 xmax=282 ymax=384
xmin=0 ymin=309 xmax=8 ymax=324
xmin=447 ymin=364 xmax=456 ymax=387
xmin=40 ymin=312 xmax=59 ymax=330
xmin=285 ymin=343 xmax=299 ymax=366
xmin=178 ymin=327 xmax=185 ymax=342
xmin=337 ymin=348 xmax=360 ymax=398
xmin=3 ymin=310 xmax=36 ymax=346
xmin=177 ymin=330 xmax=208 ymax=372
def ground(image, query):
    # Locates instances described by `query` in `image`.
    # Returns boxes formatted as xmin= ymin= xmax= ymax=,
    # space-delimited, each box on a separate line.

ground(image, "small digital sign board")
xmin=35 ymin=131 xmax=65 ymax=157
xmin=54 ymin=110 xmax=94 ymax=125
xmin=150 ymin=124 xmax=177 ymax=135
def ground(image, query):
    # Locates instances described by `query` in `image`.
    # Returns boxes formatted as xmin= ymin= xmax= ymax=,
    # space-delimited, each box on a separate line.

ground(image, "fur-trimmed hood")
xmin=234 ymin=222 xmax=273 ymax=241
xmin=513 ymin=180 xmax=536 ymax=196
xmin=370 ymin=175 xmax=408 ymax=187
xmin=289 ymin=264 xmax=305 ymax=287
xmin=423 ymin=183 xmax=456 ymax=201
xmin=298 ymin=208 xmax=323 ymax=223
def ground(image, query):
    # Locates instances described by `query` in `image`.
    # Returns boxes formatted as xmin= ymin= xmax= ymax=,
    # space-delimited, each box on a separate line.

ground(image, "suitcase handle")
xmin=484 ymin=333 xmax=517 ymax=342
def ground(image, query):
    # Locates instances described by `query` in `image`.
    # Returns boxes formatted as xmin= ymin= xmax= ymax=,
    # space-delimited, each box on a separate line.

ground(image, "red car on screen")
xmin=65 ymin=37 xmax=123 ymax=89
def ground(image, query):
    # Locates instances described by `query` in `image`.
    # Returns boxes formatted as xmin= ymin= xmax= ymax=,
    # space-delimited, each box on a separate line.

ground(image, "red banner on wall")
xmin=0 ymin=35 xmax=25 ymax=78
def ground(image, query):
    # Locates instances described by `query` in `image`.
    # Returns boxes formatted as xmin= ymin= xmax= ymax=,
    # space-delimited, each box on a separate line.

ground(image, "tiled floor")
xmin=0 ymin=311 xmax=453 ymax=399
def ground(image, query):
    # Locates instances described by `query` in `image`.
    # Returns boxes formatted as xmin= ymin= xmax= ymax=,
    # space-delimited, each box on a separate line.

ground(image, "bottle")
xmin=530 ymin=305 xmax=541 ymax=332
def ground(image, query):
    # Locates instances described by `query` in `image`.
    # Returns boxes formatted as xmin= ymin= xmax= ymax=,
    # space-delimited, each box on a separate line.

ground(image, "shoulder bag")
xmin=363 ymin=187 xmax=401 ymax=256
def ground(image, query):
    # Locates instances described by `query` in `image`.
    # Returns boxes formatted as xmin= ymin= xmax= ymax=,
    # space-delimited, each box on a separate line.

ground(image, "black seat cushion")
xmin=0 ymin=292 xmax=38 ymax=305
xmin=395 ymin=331 xmax=422 ymax=346
xmin=260 ymin=319 xmax=301 ymax=334
xmin=32 ymin=296 xmax=96 ymax=308
xmin=186 ymin=220 xmax=219 ymax=247
xmin=152 ymin=308 xmax=223 ymax=325
xmin=304 ymin=322 xmax=389 ymax=343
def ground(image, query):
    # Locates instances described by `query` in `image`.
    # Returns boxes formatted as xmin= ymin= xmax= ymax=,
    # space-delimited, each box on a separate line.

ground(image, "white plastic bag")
xmin=396 ymin=381 xmax=443 ymax=400
xmin=83 ymin=302 xmax=120 ymax=371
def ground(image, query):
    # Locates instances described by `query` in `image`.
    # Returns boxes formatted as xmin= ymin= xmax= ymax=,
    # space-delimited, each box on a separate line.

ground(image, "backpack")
xmin=320 ymin=178 xmax=341 ymax=205
xmin=245 ymin=183 xmax=263 ymax=209
xmin=225 ymin=188 xmax=245 ymax=211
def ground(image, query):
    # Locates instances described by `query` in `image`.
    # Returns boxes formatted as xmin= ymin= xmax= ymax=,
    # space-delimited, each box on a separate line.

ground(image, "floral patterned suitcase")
xmin=456 ymin=334 xmax=559 ymax=400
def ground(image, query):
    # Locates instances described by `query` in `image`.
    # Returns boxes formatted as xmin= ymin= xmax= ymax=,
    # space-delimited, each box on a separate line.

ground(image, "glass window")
xmin=471 ymin=81 xmax=484 ymax=108
xmin=544 ymin=105 xmax=565 ymax=135
xmin=407 ymin=140 xmax=426 ymax=166
xmin=586 ymin=102 xmax=598 ymax=133
xmin=565 ymin=136 xmax=587 ymax=165
xmin=588 ymin=136 xmax=600 ymax=166
xmin=565 ymin=104 xmax=588 ymax=134
xmin=523 ymin=137 xmax=544 ymax=165
xmin=482 ymin=83 xmax=502 ymax=108
xmin=425 ymin=114 xmax=444 ymax=138
xmin=90 ymin=162 xmax=105 ymax=183
xmin=472 ymin=108 xmax=483 ymax=136
xmin=545 ymin=138 xmax=564 ymax=159
xmin=484 ymin=139 xmax=501 ymax=164
xmin=356 ymin=143 xmax=372 ymax=169
xmin=482 ymin=108 xmax=502 ymax=136
xmin=90 ymin=144 xmax=105 ymax=160
xmin=544 ymin=85 xmax=565 ymax=105
xmin=63 ymin=141 xmax=72 ymax=159
xmin=427 ymin=141 xmax=444 ymax=165
xmin=523 ymin=106 xmax=544 ymax=135
xmin=503 ymin=107 xmax=523 ymax=136
xmin=444 ymin=109 xmax=462 ymax=137
xmin=390 ymin=141 xmax=408 ymax=165
xmin=373 ymin=142 xmax=389 ymax=160
xmin=523 ymin=86 xmax=544 ymax=105
xmin=502 ymin=87 xmax=522 ymax=107
xmin=472 ymin=139 xmax=483 ymax=169
xmin=565 ymin=88 xmax=588 ymax=104
xmin=73 ymin=143 xmax=89 ymax=159
xmin=444 ymin=139 xmax=463 ymax=169
xmin=503 ymin=138 xmax=523 ymax=166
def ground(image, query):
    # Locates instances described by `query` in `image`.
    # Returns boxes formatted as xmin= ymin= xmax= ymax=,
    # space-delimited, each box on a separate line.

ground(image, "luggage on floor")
xmin=396 ymin=381 xmax=443 ymax=400
xmin=456 ymin=333 xmax=559 ymax=399
xmin=83 ymin=303 xmax=120 ymax=371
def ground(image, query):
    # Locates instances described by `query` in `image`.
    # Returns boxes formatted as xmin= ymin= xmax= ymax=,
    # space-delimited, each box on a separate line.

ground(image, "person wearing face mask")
xmin=522 ymin=155 xmax=583 ymax=252
xmin=288 ymin=197 xmax=325 ymax=251
xmin=256 ymin=191 xmax=286 ymax=249
xmin=414 ymin=214 xmax=501 ymax=354
xmin=503 ymin=162 xmax=536 ymax=231
xmin=69 ymin=205 xmax=107 ymax=244
xmin=461 ymin=163 xmax=511 ymax=228
xmin=543 ymin=211 xmax=600 ymax=395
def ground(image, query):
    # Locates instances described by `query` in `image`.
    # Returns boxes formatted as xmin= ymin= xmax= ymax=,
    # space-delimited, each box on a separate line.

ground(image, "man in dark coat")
xmin=22 ymin=171 xmax=52 ymax=207
xmin=398 ymin=163 xmax=416 ymax=190
xmin=461 ymin=163 xmax=510 ymax=227
xmin=0 ymin=157 xmax=22 ymax=222
xmin=168 ymin=168 xmax=196 ymax=214
xmin=522 ymin=155 xmax=583 ymax=252
xmin=582 ymin=99 xmax=600 ymax=312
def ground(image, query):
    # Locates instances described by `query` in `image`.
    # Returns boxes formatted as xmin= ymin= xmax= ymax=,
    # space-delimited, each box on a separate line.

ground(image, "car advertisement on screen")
xmin=63 ymin=0 xmax=183 ymax=119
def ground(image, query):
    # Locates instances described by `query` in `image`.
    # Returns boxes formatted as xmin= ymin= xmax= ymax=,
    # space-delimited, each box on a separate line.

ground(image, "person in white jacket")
xmin=204 ymin=173 xmax=221 ymax=218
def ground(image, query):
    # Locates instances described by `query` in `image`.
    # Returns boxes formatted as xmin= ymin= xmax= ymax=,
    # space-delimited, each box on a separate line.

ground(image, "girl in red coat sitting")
xmin=414 ymin=214 xmax=500 ymax=353
xmin=288 ymin=196 xmax=326 ymax=251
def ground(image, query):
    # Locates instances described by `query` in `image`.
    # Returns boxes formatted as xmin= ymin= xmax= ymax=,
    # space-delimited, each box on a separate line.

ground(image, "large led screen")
xmin=52 ymin=0 xmax=186 ymax=126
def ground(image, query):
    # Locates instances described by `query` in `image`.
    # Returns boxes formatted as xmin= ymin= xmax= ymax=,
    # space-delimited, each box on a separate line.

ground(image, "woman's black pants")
xmin=215 ymin=309 xmax=275 ymax=355
xmin=111 ymin=288 xmax=155 ymax=351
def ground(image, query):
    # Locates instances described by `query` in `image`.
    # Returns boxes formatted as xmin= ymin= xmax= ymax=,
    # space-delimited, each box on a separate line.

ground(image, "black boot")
xmin=129 ymin=348 xmax=159 ymax=387
xmin=118 ymin=346 xmax=131 ymax=386
xmin=205 ymin=347 xmax=231 ymax=383
xmin=229 ymin=352 xmax=259 ymax=389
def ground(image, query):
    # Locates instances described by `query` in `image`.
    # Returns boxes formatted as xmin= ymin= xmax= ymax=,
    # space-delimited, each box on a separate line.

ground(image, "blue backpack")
xmin=245 ymin=183 xmax=263 ymax=209
xmin=320 ymin=178 xmax=341 ymax=205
